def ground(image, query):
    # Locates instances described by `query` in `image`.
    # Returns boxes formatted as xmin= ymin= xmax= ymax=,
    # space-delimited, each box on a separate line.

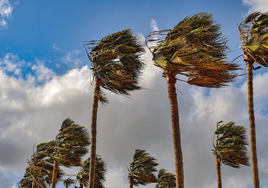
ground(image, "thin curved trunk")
xmin=51 ymin=160 xmax=58 ymax=188
xmin=165 ymin=72 xmax=184 ymax=188
xmin=215 ymin=156 xmax=222 ymax=188
xmin=245 ymin=57 xmax=259 ymax=188
xmin=129 ymin=176 xmax=134 ymax=188
xmin=88 ymin=76 xmax=101 ymax=188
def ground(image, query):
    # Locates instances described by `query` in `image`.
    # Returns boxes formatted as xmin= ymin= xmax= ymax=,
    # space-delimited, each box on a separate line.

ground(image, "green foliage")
xmin=36 ymin=118 xmax=90 ymax=168
xmin=76 ymin=155 xmax=107 ymax=188
xmin=19 ymin=118 xmax=90 ymax=188
xmin=84 ymin=29 xmax=145 ymax=102
xmin=238 ymin=11 xmax=268 ymax=66
xmin=18 ymin=151 xmax=64 ymax=188
xmin=212 ymin=121 xmax=250 ymax=168
xmin=156 ymin=169 xmax=176 ymax=188
xmin=146 ymin=12 xmax=241 ymax=88
xmin=128 ymin=149 xmax=158 ymax=186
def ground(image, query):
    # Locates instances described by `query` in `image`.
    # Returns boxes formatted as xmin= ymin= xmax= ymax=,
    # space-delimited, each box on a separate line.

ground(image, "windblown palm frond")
xmin=238 ymin=11 xmax=268 ymax=67
xmin=156 ymin=169 xmax=176 ymax=188
xmin=36 ymin=118 xmax=90 ymax=168
xmin=128 ymin=149 xmax=158 ymax=187
xmin=63 ymin=178 xmax=75 ymax=188
xmin=84 ymin=29 xmax=145 ymax=102
xmin=212 ymin=121 xmax=250 ymax=168
xmin=76 ymin=155 xmax=107 ymax=188
xmin=18 ymin=151 xmax=64 ymax=188
xmin=146 ymin=12 xmax=241 ymax=88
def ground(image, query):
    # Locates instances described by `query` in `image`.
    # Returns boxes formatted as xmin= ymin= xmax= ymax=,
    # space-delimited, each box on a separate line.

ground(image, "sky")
xmin=0 ymin=0 xmax=268 ymax=188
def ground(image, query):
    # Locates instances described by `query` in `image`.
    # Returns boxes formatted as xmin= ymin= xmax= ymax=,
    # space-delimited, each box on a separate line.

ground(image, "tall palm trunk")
xmin=245 ymin=55 xmax=259 ymax=188
xmin=88 ymin=76 xmax=101 ymax=188
xmin=215 ymin=156 xmax=222 ymax=188
xmin=165 ymin=71 xmax=184 ymax=188
xmin=51 ymin=160 xmax=58 ymax=188
xmin=129 ymin=176 xmax=134 ymax=188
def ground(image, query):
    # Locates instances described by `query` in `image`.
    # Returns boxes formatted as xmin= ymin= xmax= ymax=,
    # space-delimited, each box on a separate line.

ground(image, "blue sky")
xmin=1 ymin=0 xmax=268 ymax=188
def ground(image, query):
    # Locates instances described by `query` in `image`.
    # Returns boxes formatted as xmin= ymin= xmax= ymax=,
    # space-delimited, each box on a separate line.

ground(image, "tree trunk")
xmin=51 ymin=160 xmax=58 ymax=188
xmin=165 ymin=72 xmax=184 ymax=188
xmin=88 ymin=76 xmax=101 ymax=188
xmin=215 ymin=156 xmax=222 ymax=188
xmin=129 ymin=176 xmax=134 ymax=188
xmin=79 ymin=183 xmax=83 ymax=188
xmin=245 ymin=56 xmax=259 ymax=188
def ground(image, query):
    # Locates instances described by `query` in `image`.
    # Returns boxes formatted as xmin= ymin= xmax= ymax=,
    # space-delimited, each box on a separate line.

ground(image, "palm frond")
xmin=239 ymin=11 xmax=268 ymax=66
xmin=212 ymin=121 xmax=250 ymax=168
xmin=84 ymin=29 xmax=145 ymax=103
xmin=146 ymin=12 xmax=241 ymax=87
xmin=128 ymin=149 xmax=158 ymax=186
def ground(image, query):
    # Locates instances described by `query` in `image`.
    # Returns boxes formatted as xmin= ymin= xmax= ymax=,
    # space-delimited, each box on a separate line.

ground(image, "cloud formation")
xmin=0 ymin=0 xmax=14 ymax=29
xmin=242 ymin=0 xmax=268 ymax=12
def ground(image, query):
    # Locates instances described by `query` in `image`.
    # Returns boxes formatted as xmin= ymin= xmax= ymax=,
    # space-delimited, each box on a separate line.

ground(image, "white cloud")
xmin=242 ymin=0 xmax=268 ymax=12
xmin=150 ymin=19 xmax=159 ymax=31
xmin=62 ymin=50 xmax=83 ymax=68
xmin=0 ymin=0 xmax=13 ymax=17
xmin=0 ymin=53 xmax=25 ymax=75
xmin=32 ymin=59 xmax=55 ymax=82
xmin=0 ymin=0 xmax=14 ymax=29
xmin=0 ymin=18 xmax=6 ymax=27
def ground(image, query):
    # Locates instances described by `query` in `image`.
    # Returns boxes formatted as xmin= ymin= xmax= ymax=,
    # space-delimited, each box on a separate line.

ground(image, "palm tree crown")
xmin=36 ymin=118 xmax=90 ymax=168
xmin=76 ymin=155 xmax=107 ymax=188
xmin=84 ymin=29 xmax=145 ymax=102
xmin=212 ymin=121 xmax=250 ymax=168
xmin=18 ymin=149 xmax=64 ymax=188
xmin=35 ymin=118 xmax=90 ymax=188
xmin=238 ymin=11 xmax=268 ymax=66
xmin=146 ymin=12 xmax=241 ymax=87
xmin=156 ymin=169 xmax=176 ymax=188
xmin=128 ymin=149 xmax=158 ymax=188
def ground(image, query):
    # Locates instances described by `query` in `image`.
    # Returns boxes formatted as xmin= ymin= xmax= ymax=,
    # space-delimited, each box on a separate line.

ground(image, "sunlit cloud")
xmin=242 ymin=0 xmax=268 ymax=12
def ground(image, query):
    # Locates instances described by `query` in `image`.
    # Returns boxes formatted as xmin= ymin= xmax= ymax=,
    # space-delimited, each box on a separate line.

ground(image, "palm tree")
xmin=212 ymin=121 xmax=250 ymax=188
xmin=156 ymin=169 xmax=176 ymax=188
xmin=84 ymin=29 xmax=145 ymax=188
xmin=18 ymin=150 xmax=64 ymax=188
xmin=36 ymin=118 xmax=90 ymax=188
xmin=76 ymin=155 xmax=107 ymax=188
xmin=128 ymin=149 xmax=158 ymax=188
xmin=145 ymin=12 xmax=241 ymax=188
xmin=237 ymin=11 xmax=268 ymax=188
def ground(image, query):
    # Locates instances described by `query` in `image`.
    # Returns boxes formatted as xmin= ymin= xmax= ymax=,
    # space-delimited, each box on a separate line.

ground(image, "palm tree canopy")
xmin=36 ymin=118 xmax=90 ymax=168
xmin=84 ymin=29 xmax=145 ymax=101
xmin=76 ymin=155 xmax=107 ymax=188
xmin=156 ymin=169 xmax=176 ymax=188
xmin=238 ymin=11 xmax=268 ymax=67
xmin=128 ymin=149 xmax=158 ymax=186
xmin=18 ymin=151 xmax=64 ymax=188
xmin=146 ymin=12 xmax=241 ymax=88
xmin=212 ymin=121 xmax=250 ymax=168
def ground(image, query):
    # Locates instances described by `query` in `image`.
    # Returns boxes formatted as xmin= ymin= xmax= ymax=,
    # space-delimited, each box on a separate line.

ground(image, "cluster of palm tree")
xmin=84 ymin=11 xmax=268 ymax=188
xmin=128 ymin=149 xmax=176 ymax=188
xmin=18 ymin=10 xmax=268 ymax=188
xmin=18 ymin=118 xmax=107 ymax=188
